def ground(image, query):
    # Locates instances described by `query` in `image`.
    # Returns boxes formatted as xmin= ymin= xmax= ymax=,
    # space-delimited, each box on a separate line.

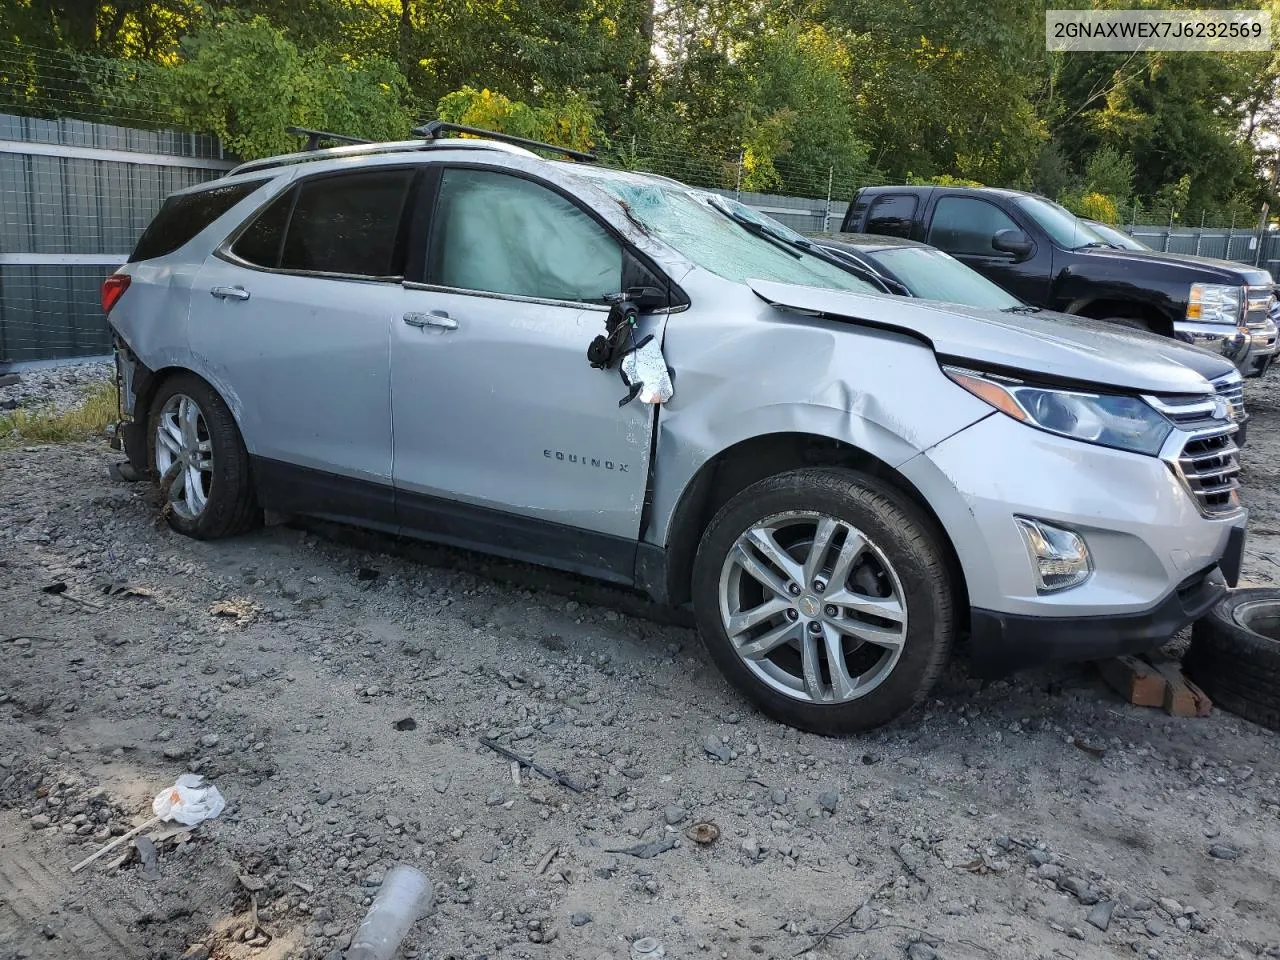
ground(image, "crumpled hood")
xmin=749 ymin=279 xmax=1213 ymax=395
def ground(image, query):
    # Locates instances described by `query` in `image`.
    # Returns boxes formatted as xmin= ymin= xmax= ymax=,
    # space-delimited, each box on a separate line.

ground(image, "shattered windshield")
xmin=571 ymin=167 xmax=876 ymax=293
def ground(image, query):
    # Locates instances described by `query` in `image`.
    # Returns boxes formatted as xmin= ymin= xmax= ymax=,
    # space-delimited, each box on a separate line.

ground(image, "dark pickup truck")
xmin=842 ymin=186 xmax=1278 ymax=376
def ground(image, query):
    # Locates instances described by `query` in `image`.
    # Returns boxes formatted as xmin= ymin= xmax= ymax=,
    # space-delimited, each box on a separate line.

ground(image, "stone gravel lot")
xmin=1 ymin=368 xmax=1278 ymax=960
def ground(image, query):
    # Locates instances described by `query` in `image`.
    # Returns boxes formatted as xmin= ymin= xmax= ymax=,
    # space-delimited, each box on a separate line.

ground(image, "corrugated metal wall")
xmin=0 ymin=113 xmax=234 ymax=364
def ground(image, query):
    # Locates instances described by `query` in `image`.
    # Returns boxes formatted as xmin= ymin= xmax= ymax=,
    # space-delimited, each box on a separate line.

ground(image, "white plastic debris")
xmin=151 ymin=773 xmax=226 ymax=826
xmin=620 ymin=338 xmax=674 ymax=404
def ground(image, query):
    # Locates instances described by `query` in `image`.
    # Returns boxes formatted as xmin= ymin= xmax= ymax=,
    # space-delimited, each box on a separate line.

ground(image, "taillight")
xmin=101 ymin=274 xmax=131 ymax=314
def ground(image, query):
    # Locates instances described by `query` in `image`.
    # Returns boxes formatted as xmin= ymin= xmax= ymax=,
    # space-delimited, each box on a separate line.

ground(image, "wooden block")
xmin=1150 ymin=659 xmax=1213 ymax=718
xmin=1097 ymin=655 xmax=1166 ymax=707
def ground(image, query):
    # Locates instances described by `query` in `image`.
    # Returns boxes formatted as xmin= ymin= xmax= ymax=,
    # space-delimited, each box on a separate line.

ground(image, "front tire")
xmin=691 ymin=468 xmax=955 ymax=735
xmin=148 ymin=374 xmax=259 ymax=539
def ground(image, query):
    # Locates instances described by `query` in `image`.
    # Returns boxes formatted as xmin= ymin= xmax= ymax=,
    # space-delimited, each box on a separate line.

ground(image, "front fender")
xmin=646 ymin=300 xmax=992 ymax=547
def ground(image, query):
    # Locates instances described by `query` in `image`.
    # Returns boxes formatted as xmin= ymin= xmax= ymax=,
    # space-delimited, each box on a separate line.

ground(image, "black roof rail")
xmin=286 ymin=126 xmax=374 ymax=151
xmin=413 ymin=120 xmax=596 ymax=162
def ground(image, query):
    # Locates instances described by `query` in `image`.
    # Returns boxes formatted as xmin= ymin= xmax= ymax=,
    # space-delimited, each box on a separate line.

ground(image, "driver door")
xmin=925 ymin=195 xmax=1051 ymax=306
xmin=389 ymin=164 xmax=664 ymax=580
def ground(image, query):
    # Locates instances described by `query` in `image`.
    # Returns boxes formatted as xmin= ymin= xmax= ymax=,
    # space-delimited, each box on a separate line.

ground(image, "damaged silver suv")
xmin=105 ymin=124 xmax=1248 ymax=734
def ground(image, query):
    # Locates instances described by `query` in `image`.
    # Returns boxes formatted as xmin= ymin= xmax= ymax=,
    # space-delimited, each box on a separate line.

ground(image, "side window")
xmin=927 ymin=197 xmax=1020 ymax=256
xmin=865 ymin=194 xmax=917 ymax=238
xmin=280 ymin=169 xmax=415 ymax=276
xmin=129 ymin=179 xmax=266 ymax=262
xmin=230 ymin=188 xmax=294 ymax=268
xmin=428 ymin=168 xmax=623 ymax=303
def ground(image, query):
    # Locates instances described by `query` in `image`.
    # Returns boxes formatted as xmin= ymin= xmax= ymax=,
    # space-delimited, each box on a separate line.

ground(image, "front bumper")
xmin=1176 ymin=319 xmax=1277 ymax=377
xmin=900 ymin=413 xmax=1248 ymax=672
xmin=968 ymin=560 xmax=1234 ymax=677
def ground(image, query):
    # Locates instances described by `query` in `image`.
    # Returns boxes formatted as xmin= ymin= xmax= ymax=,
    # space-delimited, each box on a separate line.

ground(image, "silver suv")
xmin=105 ymin=127 xmax=1248 ymax=734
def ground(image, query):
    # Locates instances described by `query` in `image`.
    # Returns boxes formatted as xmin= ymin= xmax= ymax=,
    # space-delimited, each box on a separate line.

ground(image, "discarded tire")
xmin=1185 ymin=589 xmax=1280 ymax=732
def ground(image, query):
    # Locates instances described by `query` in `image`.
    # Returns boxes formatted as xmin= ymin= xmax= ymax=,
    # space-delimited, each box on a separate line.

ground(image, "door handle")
xmin=210 ymin=285 xmax=250 ymax=301
xmin=403 ymin=310 xmax=457 ymax=331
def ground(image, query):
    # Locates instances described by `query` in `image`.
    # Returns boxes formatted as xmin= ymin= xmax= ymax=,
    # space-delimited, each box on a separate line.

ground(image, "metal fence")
xmin=0 ymin=112 xmax=232 ymax=364
xmin=4 ymin=111 xmax=1280 ymax=365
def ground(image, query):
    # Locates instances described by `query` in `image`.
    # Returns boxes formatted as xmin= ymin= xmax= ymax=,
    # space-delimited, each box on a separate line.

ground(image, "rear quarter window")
xmin=129 ymin=179 xmax=267 ymax=263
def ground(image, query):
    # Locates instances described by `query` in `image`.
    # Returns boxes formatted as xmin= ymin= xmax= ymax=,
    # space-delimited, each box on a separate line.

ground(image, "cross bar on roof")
xmin=285 ymin=126 xmax=373 ymax=151
xmin=413 ymin=120 xmax=595 ymax=162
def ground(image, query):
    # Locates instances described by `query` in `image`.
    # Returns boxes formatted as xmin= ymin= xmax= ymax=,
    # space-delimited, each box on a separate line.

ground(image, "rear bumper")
xmin=967 ymin=565 xmax=1229 ymax=676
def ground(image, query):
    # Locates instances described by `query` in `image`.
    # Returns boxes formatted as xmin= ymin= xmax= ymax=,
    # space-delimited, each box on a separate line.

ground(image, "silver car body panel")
xmin=642 ymin=271 xmax=994 ymax=546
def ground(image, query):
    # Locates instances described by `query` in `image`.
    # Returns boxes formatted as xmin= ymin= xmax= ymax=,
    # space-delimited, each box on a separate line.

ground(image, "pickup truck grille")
xmin=1212 ymin=374 xmax=1246 ymax=423
xmin=1171 ymin=427 xmax=1242 ymax=516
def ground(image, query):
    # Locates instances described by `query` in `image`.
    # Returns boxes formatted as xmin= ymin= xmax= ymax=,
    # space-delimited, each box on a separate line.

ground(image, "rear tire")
xmin=1184 ymin=589 xmax=1280 ymax=732
xmin=691 ymin=468 xmax=955 ymax=735
xmin=148 ymin=374 xmax=260 ymax=540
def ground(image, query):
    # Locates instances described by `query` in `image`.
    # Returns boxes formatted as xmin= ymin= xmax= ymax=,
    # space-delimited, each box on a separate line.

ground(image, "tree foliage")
xmin=3 ymin=0 xmax=1278 ymax=212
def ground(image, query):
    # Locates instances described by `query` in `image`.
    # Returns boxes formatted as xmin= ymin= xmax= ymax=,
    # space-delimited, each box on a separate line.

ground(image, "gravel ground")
xmin=0 ymin=360 xmax=114 ymax=413
xmin=1 ymin=368 xmax=1278 ymax=960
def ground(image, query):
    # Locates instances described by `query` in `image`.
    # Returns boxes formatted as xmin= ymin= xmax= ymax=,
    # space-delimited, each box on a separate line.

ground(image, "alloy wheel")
xmin=154 ymin=393 xmax=213 ymax=520
xmin=717 ymin=510 xmax=908 ymax=703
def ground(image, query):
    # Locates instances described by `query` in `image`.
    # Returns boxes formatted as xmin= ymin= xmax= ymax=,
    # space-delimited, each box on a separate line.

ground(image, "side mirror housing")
xmin=992 ymin=228 xmax=1033 ymax=259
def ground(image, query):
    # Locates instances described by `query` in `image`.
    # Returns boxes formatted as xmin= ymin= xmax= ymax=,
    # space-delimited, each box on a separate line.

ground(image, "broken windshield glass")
xmin=572 ymin=168 xmax=877 ymax=294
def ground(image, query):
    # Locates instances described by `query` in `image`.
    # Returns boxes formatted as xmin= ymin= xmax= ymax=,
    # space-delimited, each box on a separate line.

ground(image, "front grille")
xmin=1170 ymin=427 xmax=1242 ymax=516
xmin=1212 ymin=374 xmax=1246 ymax=423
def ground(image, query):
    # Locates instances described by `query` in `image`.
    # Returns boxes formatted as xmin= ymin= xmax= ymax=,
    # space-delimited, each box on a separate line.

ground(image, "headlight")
xmin=944 ymin=367 xmax=1174 ymax=455
xmin=1187 ymin=283 xmax=1243 ymax=325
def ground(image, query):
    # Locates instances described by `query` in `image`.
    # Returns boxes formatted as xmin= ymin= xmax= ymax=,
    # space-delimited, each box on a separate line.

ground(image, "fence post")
xmin=1195 ymin=210 xmax=1204 ymax=256
xmin=735 ymin=151 xmax=744 ymax=200
xmin=1163 ymin=209 xmax=1171 ymax=252
xmin=1227 ymin=212 xmax=1235 ymax=261
xmin=823 ymin=166 xmax=834 ymax=233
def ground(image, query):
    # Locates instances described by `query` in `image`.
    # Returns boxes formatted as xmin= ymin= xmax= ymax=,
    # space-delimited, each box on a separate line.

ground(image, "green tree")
xmin=147 ymin=16 xmax=412 ymax=158
xmin=436 ymin=85 xmax=600 ymax=151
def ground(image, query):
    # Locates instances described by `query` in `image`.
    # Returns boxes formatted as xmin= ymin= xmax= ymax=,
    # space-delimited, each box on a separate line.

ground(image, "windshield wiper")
xmin=1001 ymin=305 xmax=1042 ymax=314
xmin=1074 ymin=241 xmax=1115 ymax=250
xmin=717 ymin=212 xmax=803 ymax=258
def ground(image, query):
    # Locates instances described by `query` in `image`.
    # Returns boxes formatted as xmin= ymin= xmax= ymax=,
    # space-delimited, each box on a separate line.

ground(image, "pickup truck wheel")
xmin=149 ymin=374 xmax=260 ymax=540
xmin=1184 ymin=589 xmax=1280 ymax=732
xmin=691 ymin=468 xmax=955 ymax=735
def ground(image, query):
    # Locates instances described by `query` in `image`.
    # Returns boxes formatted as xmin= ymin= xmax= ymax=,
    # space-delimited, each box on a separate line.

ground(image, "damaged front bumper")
xmin=111 ymin=335 xmax=151 ymax=473
xmin=899 ymin=413 xmax=1247 ymax=675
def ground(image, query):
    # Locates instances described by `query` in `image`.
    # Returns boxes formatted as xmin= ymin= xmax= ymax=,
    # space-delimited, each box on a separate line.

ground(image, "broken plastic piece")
xmin=151 ymin=773 xmax=226 ymax=826
xmin=619 ymin=337 xmax=674 ymax=405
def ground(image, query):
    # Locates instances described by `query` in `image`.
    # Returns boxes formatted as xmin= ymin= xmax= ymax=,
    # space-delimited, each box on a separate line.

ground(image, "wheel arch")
xmin=654 ymin=431 xmax=969 ymax=622
xmin=124 ymin=361 xmax=253 ymax=470
xmin=1068 ymin=297 xmax=1175 ymax=335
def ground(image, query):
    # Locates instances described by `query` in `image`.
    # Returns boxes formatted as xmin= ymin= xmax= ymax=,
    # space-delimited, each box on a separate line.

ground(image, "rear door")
xmin=388 ymin=164 xmax=663 ymax=577
xmin=924 ymin=194 xmax=1051 ymax=304
xmin=188 ymin=167 xmax=416 ymax=520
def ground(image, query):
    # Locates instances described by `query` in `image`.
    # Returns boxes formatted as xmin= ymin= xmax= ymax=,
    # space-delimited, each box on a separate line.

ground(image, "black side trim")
xmin=634 ymin=542 xmax=670 ymax=606
xmin=250 ymin=456 xmax=640 ymax=588
xmin=967 ymin=568 xmax=1227 ymax=678
xmin=396 ymin=488 xmax=637 ymax=587
xmin=252 ymin=457 xmax=397 ymax=529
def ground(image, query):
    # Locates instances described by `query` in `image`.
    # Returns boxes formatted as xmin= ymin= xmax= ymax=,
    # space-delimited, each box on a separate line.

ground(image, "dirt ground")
xmin=2 ymin=373 xmax=1279 ymax=960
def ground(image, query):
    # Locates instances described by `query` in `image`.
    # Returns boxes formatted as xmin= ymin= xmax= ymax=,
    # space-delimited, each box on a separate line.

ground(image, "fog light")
xmin=1015 ymin=517 xmax=1092 ymax=593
